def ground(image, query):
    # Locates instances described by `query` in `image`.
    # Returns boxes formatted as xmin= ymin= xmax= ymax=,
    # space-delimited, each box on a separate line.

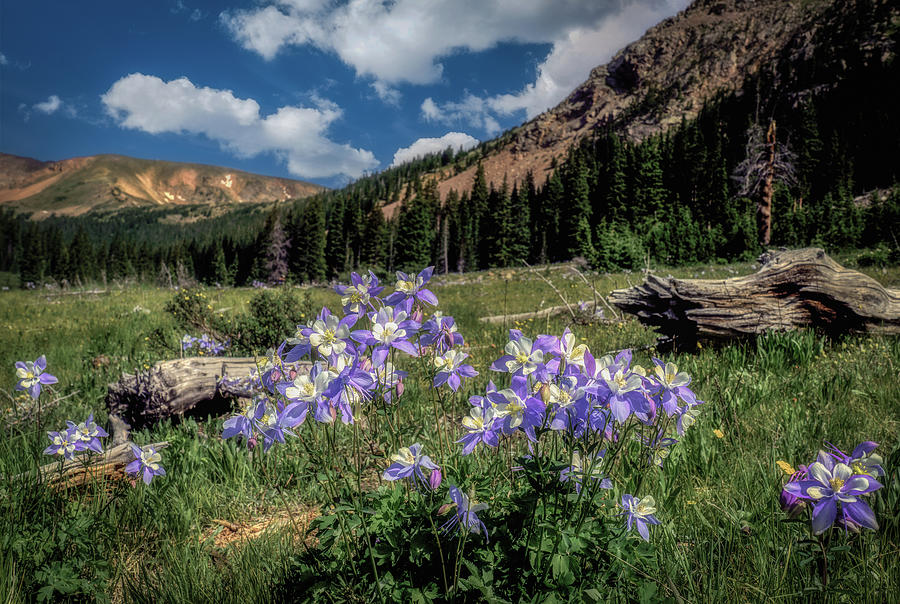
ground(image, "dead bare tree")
xmin=732 ymin=120 xmax=797 ymax=246
xmin=265 ymin=208 xmax=290 ymax=285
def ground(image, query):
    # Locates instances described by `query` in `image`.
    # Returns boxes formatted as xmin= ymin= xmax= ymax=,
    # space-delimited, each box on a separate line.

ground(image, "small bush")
xmin=231 ymin=287 xmax=313 ymax=355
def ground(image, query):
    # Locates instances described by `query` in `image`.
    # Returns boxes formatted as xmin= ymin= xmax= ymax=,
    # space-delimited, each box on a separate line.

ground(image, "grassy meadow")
xmin=1 ymin=258 xmax=899 ymax=603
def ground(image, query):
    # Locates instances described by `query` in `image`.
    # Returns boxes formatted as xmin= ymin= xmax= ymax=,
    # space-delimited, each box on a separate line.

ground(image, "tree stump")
xmin=106 ymin=357 xmax=310 ymax=429
xmin=608 ymin=248 xmax=900 ymax=345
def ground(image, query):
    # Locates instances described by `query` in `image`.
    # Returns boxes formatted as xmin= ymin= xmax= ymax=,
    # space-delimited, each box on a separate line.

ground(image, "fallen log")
xmin=608 ymin=248 xmax=900 ymax=344
xmin=107 ymin=357 xmax=310 ymax=430
xmin=480 ymin=302 xmax=593 ymax=324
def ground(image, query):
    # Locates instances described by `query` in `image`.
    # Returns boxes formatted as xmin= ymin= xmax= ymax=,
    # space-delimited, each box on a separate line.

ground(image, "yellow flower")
xmin=712 ymin=429 xmax=724 ymax=439
xmin=775 ymin=460 xmax=796 ymax=476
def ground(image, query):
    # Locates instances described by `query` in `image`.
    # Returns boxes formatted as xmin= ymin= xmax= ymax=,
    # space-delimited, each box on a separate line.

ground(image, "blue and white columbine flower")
xmin=15 ymin=355 xmax=58 ymax=400
xmin=441 ymin=485 xmax=489 ymax=542
xmin=619 ymin=494 xmax=661 ymax=541
xmin=434 ymin=349 xmax=478 ymax=391
xmin=383 ymin=443 xmax=439 ymax=488
xmin=126 ymin=444 xmax=166 ymax=485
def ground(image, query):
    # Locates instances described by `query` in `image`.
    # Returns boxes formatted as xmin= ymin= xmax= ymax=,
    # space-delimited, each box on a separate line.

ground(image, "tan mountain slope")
xmin=0 ymin=153 xmax=323 ymax=216
xmin=437 ymin=0 xmax=837 ymax=197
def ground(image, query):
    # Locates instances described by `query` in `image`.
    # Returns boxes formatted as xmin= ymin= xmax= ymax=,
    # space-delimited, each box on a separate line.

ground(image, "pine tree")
xmin=797 ymin=99 xmax=823 ymax=204
xmin=470 ymin=163 xmax=490 ymax=269
xmin=396 ymin=178 xmax=437 ymax=270
xmin=295 ymin=199 xmax=327 ymax=282
xmin=604 ymin=133 xmax=628 ymax=222
xmin=543 ymin=170 xmax=565 ymax=262
xmin=632 ymin=139 xmax=666 ymax=219
xmin=323 ymin=197 xmax=348 ymax=279
xmin=563 ymin=151 xmax=595 ymax=262
xmin=213 ymin=241 xmax=229 ymax=285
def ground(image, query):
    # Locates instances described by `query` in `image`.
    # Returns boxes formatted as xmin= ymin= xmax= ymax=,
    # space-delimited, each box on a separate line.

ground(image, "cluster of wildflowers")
xmin=780 ymin=441 xmax=884 ymax=534
xmin=222 ymin=267 xmax=477 ymax=452
xmin=15 ymin=355 xmax=57 ymax=400
xmin=39 ymin=409 xmax=165 ymax=485
xmin=455 ymin=327 xmax=704 ymax=540
xmin=182 ymin=334 xmax=229 ymax=356
xmin=217 ymin=266 xmax=710 ymax=545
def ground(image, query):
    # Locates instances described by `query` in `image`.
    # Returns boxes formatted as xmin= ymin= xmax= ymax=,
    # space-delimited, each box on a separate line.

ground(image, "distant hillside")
xmin=0 ymin=153 xmax=324 ymax=216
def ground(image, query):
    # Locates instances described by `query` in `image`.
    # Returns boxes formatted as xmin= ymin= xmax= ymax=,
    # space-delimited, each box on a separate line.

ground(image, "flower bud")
xmin=429 ymin=468 xmax=442 ymax=490
xmin=437 ymin=503 xmax=454 ymax=516
xmin=396 ymin=379 xmax=405 ymax=397
xmin=411 ymin=309 xmax=424 ymax=323
xmin=248 ymin=436 xmax=258 ymax=451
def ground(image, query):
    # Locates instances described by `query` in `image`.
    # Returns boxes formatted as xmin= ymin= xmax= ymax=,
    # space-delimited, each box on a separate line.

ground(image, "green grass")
xmin=1 ymin=261 xmax=898 ymax=602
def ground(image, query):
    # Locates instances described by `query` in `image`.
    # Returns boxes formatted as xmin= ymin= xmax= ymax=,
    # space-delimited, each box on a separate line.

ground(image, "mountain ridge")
xmin=435 ymin=0 xmax=895 ymax=198
xmin=0 ymin=152 xmax=324 ymax=216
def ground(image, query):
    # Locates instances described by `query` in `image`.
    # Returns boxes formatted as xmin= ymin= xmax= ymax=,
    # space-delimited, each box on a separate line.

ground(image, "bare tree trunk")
xmin=759 ymin=120 xmax=777 ymax=246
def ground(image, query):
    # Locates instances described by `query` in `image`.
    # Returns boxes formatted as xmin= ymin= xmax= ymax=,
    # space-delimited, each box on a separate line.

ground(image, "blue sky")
xmin=0 ymin=0 xmax=688 ymax=188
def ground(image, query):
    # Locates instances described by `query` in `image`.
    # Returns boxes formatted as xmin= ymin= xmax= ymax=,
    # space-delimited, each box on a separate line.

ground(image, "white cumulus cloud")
xmin=417 ymin=0 xmax=689 ymax=134
xmin=34 ymin=95 xmax=62 ymax=114
xmin=220 ymin=0 xmax=686 ymax=106
xmin=391 ymin=132 xmax=479 ymax=167
xmin=421 ymin=94 xmax=501 ymax=136
xmin=101 ymin=73 xmax=378 ymax=180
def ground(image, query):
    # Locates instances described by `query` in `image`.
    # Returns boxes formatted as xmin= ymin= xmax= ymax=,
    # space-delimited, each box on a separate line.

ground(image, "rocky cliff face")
xmin=437 ymin=0 xmax=897 ymax=198
xmin=0 ymin=153 xmax=323 ymax=216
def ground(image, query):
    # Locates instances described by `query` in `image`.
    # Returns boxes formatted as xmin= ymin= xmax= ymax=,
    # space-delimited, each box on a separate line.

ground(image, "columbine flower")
xmin=223 ymin=396 xmax=265 ymax=443
xmin=352 ymin=306 xmax=419 ymax=366
xmin=44 ymin=429 xmax=78 ymax=460
xmin=560 ymin=451 xmax=612 ymax=494
xmin=545 ymin=376 xmax=589 ymax=433
xmin=181 ymin=335 xmax=198 ymax=351
xmin=783 ymin=452 xmax=882 ymax=534
xmin=15 ymin=356 xmax=58 ymax=400
xmin=308 ymin=308 xmax=356 ymax=358
xmin=254 ymin=399 xmax=308 ymax=451
xmin=441 ymin=485 xmax=489 ymax=542
xmin=536 ymin=328 xmax=588 ymax=373
xmin=382 ymin=443 xmax=440 ymax=489
xmin=650 ymin=358 xmax=697 ymax=415
xmin=596 ymin=365 xmax=646 ymax=423
xmin=68 ymin=413 xmax=108 ymax=454
xmin=126 ymin=444 xmax=166 ymax=485
xmin=281 ymin=362 xmax=333 ymax=404
xmin=434 ymin=349 xmax=478 ymax=391
xmin=322 ymin=356 xmax=375 ymax=424
xmin=384 ymin=267 xmax=438 ymax=311
xmin=457 ymin=404 xmax=500 ymax=455
xmin=824 ymin=441 xmax=885 ymax=478
xmin=420 ymin=312 xmax=464 ymax=354
xmin=334 ymin=271 xmax=384 ymax=316
xmin=487 ymin=375 xmax=546 ymax=440
xmin=619 ymin=494 xmax=661 ymax=541
xmin=491 ymin=333 xmax=544 ymax=376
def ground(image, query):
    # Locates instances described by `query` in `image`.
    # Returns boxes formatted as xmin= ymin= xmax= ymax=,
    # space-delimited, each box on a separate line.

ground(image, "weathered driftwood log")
xmin=608 ymin=248 xmax=900 ymax=343
xmin=107 ymin=357 xmax=309 ymax=430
